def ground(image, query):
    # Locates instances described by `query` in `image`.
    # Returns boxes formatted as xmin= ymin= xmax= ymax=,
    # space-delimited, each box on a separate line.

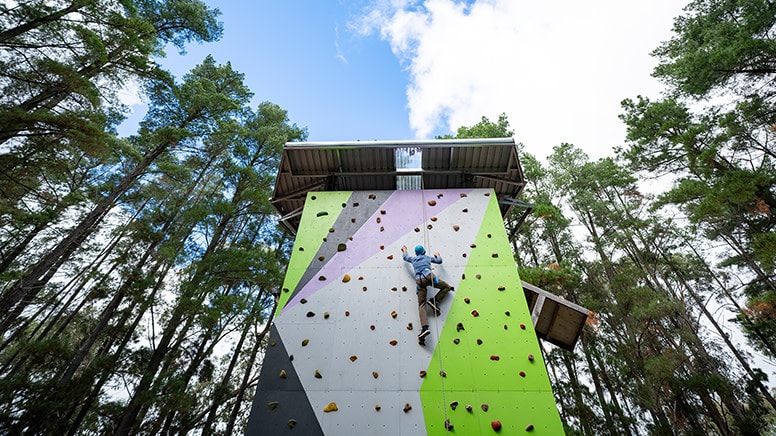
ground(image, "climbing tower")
xmin=246 ymin=139 xmax=577 ymax=435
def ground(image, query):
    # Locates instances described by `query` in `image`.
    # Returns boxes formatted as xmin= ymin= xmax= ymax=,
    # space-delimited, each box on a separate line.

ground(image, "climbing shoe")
xmin=418 ymin=326 xmax=430 ymax=339
xmin=427 ymin=298 xmax=441 ymax=316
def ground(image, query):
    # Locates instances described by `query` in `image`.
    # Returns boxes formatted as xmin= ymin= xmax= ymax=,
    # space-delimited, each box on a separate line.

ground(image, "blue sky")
xmin=121 ymin=0 xmax=688 ymax=161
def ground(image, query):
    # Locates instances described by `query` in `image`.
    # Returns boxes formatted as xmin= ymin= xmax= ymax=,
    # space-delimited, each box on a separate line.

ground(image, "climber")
xmin=401 ymin=244 xmax=454 ymax=340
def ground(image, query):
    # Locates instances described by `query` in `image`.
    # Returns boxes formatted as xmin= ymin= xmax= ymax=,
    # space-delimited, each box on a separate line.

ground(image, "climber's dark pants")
xmin=415 ymin=273 xmax=452 ymax=326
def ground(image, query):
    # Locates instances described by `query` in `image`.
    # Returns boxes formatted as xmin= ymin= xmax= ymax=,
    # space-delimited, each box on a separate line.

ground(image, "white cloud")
xmin=355 ymin=0 xmax=686 ymax=160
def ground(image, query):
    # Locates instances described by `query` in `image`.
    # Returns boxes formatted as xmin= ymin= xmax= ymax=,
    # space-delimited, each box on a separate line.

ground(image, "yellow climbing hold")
xmin=324 ymin=402 xmax=338 ymax=412
xmin=279 ymin=369 xmax=287 ymax=378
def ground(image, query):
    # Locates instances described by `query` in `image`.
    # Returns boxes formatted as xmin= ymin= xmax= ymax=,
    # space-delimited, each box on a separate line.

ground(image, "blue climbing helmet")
xmin=415 ymin=245 xmax=426 ymax=255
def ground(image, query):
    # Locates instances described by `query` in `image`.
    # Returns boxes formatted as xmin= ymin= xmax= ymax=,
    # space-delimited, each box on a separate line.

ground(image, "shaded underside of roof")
xmin=270 ymin=138 xmax=527 ymax=234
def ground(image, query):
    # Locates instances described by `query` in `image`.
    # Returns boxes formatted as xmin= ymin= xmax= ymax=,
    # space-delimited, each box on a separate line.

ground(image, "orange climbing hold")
xmin=391 ymin=310 xmax=397 ymax=318
xmin=387 ymin=254 xmax=394 ymax=260
xmin=389 ymin=339 xmax=398 ymax=346
xmin=342 ymin=274 xmax=351 ymax=283
xmin=350 ymin=355 xmax=358 ymax=362
xmin=430 ymin=216 xmax=438 ymax=221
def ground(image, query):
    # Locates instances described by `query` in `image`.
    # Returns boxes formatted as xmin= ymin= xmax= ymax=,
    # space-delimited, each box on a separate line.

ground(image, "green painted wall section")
xmin=419 ymin=193 xmax=564 ymax=434
xmin=276 ymin=191 xmax=353 ymax=313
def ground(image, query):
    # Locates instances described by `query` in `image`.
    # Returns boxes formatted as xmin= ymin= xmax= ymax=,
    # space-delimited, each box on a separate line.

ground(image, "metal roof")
xmin=270 ymin=138 xmax=528 ymax=233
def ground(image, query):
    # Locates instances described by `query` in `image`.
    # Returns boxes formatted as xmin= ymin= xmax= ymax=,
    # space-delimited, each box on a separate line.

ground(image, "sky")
xmin=120 ymin=0 xmax=689 ymax=162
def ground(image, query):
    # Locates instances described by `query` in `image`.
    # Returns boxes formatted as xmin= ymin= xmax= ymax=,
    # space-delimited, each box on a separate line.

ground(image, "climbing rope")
xmin=420 ymin=187 xmax=450 ymax=429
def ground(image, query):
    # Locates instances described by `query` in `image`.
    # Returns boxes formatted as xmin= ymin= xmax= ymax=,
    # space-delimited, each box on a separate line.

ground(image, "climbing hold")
xmin=267 ymin=401 xmax=279 ymax=410
xmin=477 ymin=339 xmax=483 ymax=345
xmin=314 ymin=370 xmax=322 ymax=378
xmin=407 ymin=323 xmax=413 ymax=330
xmin=392 ymin=287 xmax=398 ymax=292
xmin=519 ymin=371 xmax=526 ymax=378
xmin=520 ymin=323 xmax=525 ymax=329
xmin=487 ymin=233 xmax=492 ymax=238
xmin=460 ymin=193 xmax=467 ymax=197
xmin=370 ymin=325 xmax=375 ymax=330
xmin=472 ymin=310 xmax=479 ymax=317
xmin=403 ymin=403 xmax=412 ymax=413
xmin=358 ymin=276 xmax=364 ymax=280
xmin=318 ymin=276 xmax=326 ymax=281
xmin=453 ymin=225 xmax=460 ymax=231
xmin=389 ymin=340 xmax=398 ymax=346
xmin=380 ymin=245 xmax=385 ymax=250
xmin=348 ymin=236 xmax=353 ymax=241
xmin=380 ymin=209 xmax=386 ymax=214
xmin=373 ymin=371 xmax=379 ymax=378
xmin=415 ymin=227 xmax=420 ymax=232
xmin=462 ymin=208 xmax=468 ymax=213
xmin=419 ymin=370 xmax=427 ymax=378
xmin=350 ymin=355 xmax=358 ymax=362
xmin=375 ymin=404 xmax=381 ymax=411
xmin=482 ymin=404 xmax=489 ymax=412
xmin=342 ymin=274 xmax=351 ymax=283
xmin=316 ymin=211 xmax=328 ymax=217
xmin=430 ymin=216 xmax=438 ymax=222
xmin=504 ymin=324 xmax=508 ymax=330
xmin=298 ymin=247 xmax=304 ymax=251
xmin=428 ymin=200 xmax=437 ymax=206
xmin=456 ymin=322 xmax=464 ymax=332
xmin=492 ymin=253 xmax=499 ymax=258
xmin=324 ymin=402 xmax=338 ymax=412
xmin=498 ymin=286 xmax=506 ymax=291
xmin=445 ymin=419 xmax=454 ymax=431
xmin=306 ymin=311 xmax=315 ymax=317
xmin=301 ymin=298 xmax=308 ymax=304
xmin=289 ymin=355 xmax=294 ymax=361
xmin=450 ymin=401 xmax=458 ymax=410
xmin=476 ymin=274 xmax=482 ymax=280
xmin=491 ymin=420 xmax=502 ymax=431
xmin=440 ymin=370 xmax=447 ymax=377
xmin=484 ymin=192 xmax=491 ymax=196
xmin=342 ymin=203 xmax=346 ymax=208
xmin=369 ymin=193 xmax=376 ymax=199
xmin=380 ymin=227 xmax=385 ymax=233
xmin=345 ymin=311 xmax=350 ymax=316
xmin=351 ymin=217 xmax=356 ymax=223
xmin=279 ymin=370 xmax=287 ymax=378
xmin=362 ymin=286 xmax=368 ymax=291
xmin=387 ymin=254 xmax=394 ymax=260
xmin=528 ymin=354 xmax=535 ymax=362
xmin=324 ymin=312 xmax=330 ymax=319
xmin=427 ymin=224 xmax=433 ymax=230
xmin=453 ymin=338 xmax=460 ymax=344
xmin=437 ymin=193 xmax=444 ymax=198
xmin=328 ymin=227 xmax=335 ymax=233
xmin=461 ymin=274 xmax=466 ymax=279
xmin=311 ymin=196 xmax=317 ymax=200
xmin=525 ymin=424 xmax=535 ymax=432
xmin=337 ymin=243 xmax=347 ymax=251
xmin=465 ymin=405 xmax=473 ymax=412
xmin=462 ymin=253 xmax=467 ymax=258
xmin=270 ymin=340 xmax=276 ymax=347
xmin=376 ymin=217 xmax=381 ymax=223
xmin=287 ymin=419 xmax=296 ymax=428
xmin=353 ymin=202 xmax=359 ymax=207
xmin=302 ymin=338 xmax=309 ymax=346
xmin=402 ymin=286 xmax=408 ymax=291
xmin=464 ymin=298 xmax=470 ymax=304
xmin=470 ymin=243 xmax=476 ymax=248
xmin=391 ymin=311 xmax=397 ymax=318
xmin=490 ymin=355 xmax=500 ymax=361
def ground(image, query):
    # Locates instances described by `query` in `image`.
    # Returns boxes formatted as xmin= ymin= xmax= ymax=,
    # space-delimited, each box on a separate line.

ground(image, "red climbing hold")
xmin=389 ymin=340 xmax=398 ymax=346
xmin=491 ymin=420 xmax=502 ymax=431
xmin=464 ymin=298 xmax=470 ymax=304
xmin=490 ymin=355 xmax=500 ymax=361
xmin=528 ymin=354 xmax=535 ymax=362
xmin=450 ymin=401 xmax=458 ymax=410
xmin=519 ymin=371 xmax=526 ymax=378
xmin=453 ymin=225 xmax=460 ymax=231
xmin=472 ymin=310 xmax=479 ymax=317
xmin=519 ymin=323 xmax=526 ymax=329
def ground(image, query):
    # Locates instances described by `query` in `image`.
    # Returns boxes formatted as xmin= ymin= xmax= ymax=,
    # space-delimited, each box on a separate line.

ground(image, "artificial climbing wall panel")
xmin=246 ymin=189 xmax=563 ymax=435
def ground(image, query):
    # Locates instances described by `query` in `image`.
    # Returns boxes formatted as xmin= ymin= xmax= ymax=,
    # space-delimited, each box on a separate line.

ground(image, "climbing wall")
xmin=245 ymin=189 xmax=563 ymax=435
